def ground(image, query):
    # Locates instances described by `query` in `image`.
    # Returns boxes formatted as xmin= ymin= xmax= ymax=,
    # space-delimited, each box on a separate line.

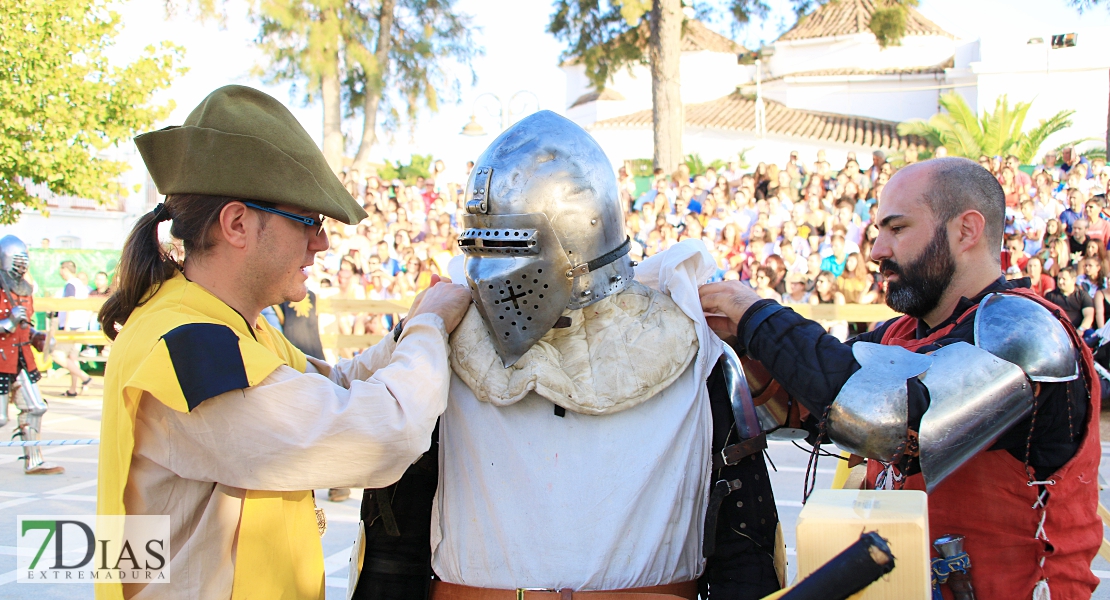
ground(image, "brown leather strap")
xmin=711 ymin=433 xmax=768 ymax=470
xmin=430 ymin=580 xmax=698 ymax=600
xmin=752 ymin=380 xmax=781 ymax=406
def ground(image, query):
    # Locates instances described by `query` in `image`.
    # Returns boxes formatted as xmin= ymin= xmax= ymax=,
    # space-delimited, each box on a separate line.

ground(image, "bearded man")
xmin=700 ymin=157 xmax=1102 ymax=599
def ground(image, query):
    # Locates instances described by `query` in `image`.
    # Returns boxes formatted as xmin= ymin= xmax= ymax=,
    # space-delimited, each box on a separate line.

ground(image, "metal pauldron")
xmin=827 ymin=340 xmax=1038 ymax=491
xmin=974 ymin=293 xmax=1079 ymax=383
xmin=917 ymin=342 xmax=1034 ymax=491
xmin=719 ymin=343 xmax=761 ymax=440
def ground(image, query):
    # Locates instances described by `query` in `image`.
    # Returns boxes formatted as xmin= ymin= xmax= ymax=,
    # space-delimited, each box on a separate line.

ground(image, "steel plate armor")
xmin=974 ymin=293 xmax=1079 ymax=383
xmin=916 ymin=342 xmax=1034 ymax=490
xmin=0 ymin=235 xmax=29 ymax=280
xmin=0 ymin=235 xmax=61 ymax=474
xmin=458 ymin=111 xmax=634 ymax=366
xmin=827 ymin=297 xmax=1073 ymax=490
xmin=826 ymin=343 xmax=932 ymax=463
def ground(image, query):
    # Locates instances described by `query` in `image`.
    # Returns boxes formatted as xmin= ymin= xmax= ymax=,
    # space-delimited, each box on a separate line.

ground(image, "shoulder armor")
xmin=974 ymin=293 xmax=1079 ymax=383
xmin=826 ymin=342 xmax=932 ymax=463
xmin=917 ymin=342 xmax=1034 ymax=491
xmin=162 ymin=323 xmax=249 ymax=411
xmin=828 ymin=341 xmax=1036 ymax=492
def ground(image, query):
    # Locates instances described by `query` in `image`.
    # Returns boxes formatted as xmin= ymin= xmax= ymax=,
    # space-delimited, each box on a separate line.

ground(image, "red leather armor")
xmin=0 ymin=289 xmax=35 ymax=375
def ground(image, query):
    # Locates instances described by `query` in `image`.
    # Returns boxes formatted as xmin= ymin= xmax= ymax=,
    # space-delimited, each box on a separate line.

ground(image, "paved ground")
xmin=1 ymin=373 xmax=1108 ymax=599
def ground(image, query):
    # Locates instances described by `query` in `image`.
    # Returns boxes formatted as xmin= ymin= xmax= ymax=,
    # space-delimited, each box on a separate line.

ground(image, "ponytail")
xmin=98 ymin=194 xmax=240 ymax=338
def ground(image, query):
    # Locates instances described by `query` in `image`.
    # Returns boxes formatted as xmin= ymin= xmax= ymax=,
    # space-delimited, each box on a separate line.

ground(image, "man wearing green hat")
xmin=95 ymin=85 xmax=470 ymax=600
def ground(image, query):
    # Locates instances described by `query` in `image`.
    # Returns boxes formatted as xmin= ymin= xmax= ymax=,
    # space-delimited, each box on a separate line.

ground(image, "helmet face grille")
xmin=461 ymin=213 xmax=573 ymax=367
xmin=10 ymin=252 xmax=27 ymax=278
xmin=0 ymin=236 xmax=30 ymax=280
xmin=491 ymin=272 xmax=546 ymax=334
xmin=8 ymin=252 xmax=27 ymax=279
xmin=469 ymin=260 xmax=570 ymax=368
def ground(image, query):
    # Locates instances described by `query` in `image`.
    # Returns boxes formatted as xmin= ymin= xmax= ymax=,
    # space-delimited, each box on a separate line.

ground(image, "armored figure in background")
xmin=0 ymin=235 xmax=62 ymax=475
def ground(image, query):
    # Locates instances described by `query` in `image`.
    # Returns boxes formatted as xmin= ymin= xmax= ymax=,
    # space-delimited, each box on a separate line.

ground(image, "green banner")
xmin=28 ymin=248 xmax=120 ymax=298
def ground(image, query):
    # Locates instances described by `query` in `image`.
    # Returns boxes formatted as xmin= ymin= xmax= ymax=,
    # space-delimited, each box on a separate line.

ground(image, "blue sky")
xmin=109 ymin=0 xmax=1110 ymax=175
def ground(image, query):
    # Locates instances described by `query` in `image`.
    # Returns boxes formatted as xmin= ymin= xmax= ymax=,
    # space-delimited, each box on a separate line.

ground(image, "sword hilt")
xmin=933 ymin=534 xmax=976 ymax=600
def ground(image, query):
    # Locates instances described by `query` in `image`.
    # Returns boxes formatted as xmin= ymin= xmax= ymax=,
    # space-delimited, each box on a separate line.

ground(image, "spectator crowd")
xmin=27 ymin=141 xmax=1110 ymax=377
xmin=320 ymin=145 xmax=1110 ymax=345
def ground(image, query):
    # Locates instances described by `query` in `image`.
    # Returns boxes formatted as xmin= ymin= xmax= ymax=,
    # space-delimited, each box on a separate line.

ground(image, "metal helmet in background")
xmin=0 ymin=236 xmax=29 ymax=280
xmin=459 ymin=110 xmax=634 ymax=367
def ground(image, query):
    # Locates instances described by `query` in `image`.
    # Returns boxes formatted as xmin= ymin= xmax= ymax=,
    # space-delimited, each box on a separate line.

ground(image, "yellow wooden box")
xmin=795 ymin=489 xmax=930 ymax=600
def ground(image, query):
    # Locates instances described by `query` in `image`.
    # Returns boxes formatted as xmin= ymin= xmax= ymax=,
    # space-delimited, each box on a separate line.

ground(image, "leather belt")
xmin=430 ymin=580 xmax=698 ymax=600
xmin=711 ymin=433 xmax=767 ymax=471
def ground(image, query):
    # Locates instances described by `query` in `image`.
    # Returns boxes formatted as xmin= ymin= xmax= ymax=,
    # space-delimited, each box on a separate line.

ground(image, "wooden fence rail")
xmin=34 ymin=297 xmax=902 ymax=354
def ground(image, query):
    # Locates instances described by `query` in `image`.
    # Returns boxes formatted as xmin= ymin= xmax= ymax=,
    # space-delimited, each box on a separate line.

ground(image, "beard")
xmin=881 ymin=224 xmax=957 ymax=319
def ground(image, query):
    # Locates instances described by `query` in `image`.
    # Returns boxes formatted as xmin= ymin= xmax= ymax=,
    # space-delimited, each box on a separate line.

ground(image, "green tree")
xmin=0 ymin=0 xmax=185 ymax=223
xmin=897 ymin=92 xmax=1074 ymax=163
xmin=548 ymin=0 xmax=915 ymax=174
xmin=174 ymin=0 xmax=477 ymax=175
xmin=377 ymin=153 xmax=433 ymax=184
xmin=868 ymin=0 xmax=919 ymax=49
xmin=254 ymin=0 xmax=347 ymax=172
xmin=550 ymin=1 xmax=774 ymax=173
xmin=344 ymin=0 xmax=478 ymax=173
xmin=683 ymin=153 xmax=726 ymax=176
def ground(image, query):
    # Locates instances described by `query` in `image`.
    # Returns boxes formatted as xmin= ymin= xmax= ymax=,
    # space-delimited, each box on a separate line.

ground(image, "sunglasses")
xmin=243 ymin=202 xmax=325 ymax=236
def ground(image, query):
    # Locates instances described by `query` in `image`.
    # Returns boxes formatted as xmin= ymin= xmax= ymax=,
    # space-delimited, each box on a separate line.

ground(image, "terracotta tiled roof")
xmin=570 ymin=89 xmax=627 ymax=108
xmin=763 ymin=57 xmax=954 ymax=82
xmin=590 ymin=92 xmax=926 ymax=151
xmin=778 ymin=0 xmax=953 ymax=42
xmin=682 ymin=20 xmax=747 ymax=53
xmin=561 ymin=20 xmax=746 ymax=67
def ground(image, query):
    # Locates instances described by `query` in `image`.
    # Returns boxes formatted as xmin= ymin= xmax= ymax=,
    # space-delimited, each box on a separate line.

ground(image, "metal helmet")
xmin=0 ymin=235 xmax=29 ymax=280
xmin=459 ymin=110 xmax=634 ymax=367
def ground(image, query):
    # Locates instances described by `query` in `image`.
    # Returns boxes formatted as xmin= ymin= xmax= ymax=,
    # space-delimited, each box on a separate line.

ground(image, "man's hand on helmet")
xmin=408 ymin=276 xmax=472 ymax=334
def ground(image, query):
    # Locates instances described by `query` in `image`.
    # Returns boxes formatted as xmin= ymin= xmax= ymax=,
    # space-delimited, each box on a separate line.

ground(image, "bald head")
xmin=894 ymin=157 xmax=1006 ymax=251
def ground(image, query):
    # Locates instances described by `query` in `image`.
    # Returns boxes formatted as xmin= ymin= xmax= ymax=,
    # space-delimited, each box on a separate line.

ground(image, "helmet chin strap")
xmin=565 ymin=237 xmax=631 ymax=279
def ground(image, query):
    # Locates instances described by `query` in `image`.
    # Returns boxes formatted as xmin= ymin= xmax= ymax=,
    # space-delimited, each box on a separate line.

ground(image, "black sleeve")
xmin=736 ymin=301 xmax=862 ymax=417
xmin=1080 ymin=289 xmax=1094 ymax=310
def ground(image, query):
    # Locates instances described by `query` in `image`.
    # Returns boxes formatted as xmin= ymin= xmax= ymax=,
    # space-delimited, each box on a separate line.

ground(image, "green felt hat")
xmin=135 ymin=85 xmax=367 ymax=224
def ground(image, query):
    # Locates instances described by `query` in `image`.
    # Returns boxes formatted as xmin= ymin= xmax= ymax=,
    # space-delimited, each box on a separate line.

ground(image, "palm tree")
xmin=897 ymin=92 xmax=1074 ymax=163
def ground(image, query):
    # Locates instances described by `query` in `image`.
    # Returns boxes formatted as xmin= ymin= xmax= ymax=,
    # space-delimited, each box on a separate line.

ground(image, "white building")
xmin=755 ymin=0 xmax=957 ymax=124
xmin=563 ymin=20 xmax=752 ymax=126
xmin=567 ymin=0 xmax=1110 ymax=170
